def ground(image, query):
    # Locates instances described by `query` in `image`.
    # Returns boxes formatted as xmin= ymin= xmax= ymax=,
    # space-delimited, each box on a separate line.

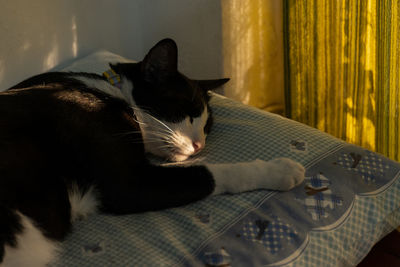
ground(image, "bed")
xmin=47 ymin=51 xmax=400 ymax=266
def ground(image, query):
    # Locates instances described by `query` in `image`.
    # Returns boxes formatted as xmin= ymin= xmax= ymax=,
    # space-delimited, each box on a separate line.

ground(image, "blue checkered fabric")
xmin=49 ymin=51 xmax=400 ymax=267
xmin=337 ymin=151 xmax=390 ymax=184
xmin=203 ymin=248 xmax=232 ymax=266
xmin=308 ymin=173 xmax=331 ymax=188
xmin=242 ymin=217 xmax=298 ymax=254
xmin=300 ymin=174 xmax=343 ymax=221
xmin=304 ymin=192 xmax=343 ymax=221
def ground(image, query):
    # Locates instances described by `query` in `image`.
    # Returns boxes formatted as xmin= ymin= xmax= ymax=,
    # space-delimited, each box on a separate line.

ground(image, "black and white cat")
xmin=0 ymin=39 xmax=305 ymax=266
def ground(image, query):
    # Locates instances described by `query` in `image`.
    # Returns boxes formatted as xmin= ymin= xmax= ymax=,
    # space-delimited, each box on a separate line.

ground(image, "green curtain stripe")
xmin=283 ymin=0 xmax=400 ymax=162
xmin=283 ymin=0 xmax=292 ymax=118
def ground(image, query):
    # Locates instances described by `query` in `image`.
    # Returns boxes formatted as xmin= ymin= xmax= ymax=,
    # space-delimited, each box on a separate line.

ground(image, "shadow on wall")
xmin=0 ymin=1 xmax=143 ymax=91
xmin=0 ymin=0 xmax=224 ymax=92
xmin=139 ymin=0 xmax=224 ymax=80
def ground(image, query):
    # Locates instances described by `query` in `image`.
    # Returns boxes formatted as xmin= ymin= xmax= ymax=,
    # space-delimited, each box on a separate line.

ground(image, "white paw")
xmin=255 ymin=157 xmax=305 ymax=191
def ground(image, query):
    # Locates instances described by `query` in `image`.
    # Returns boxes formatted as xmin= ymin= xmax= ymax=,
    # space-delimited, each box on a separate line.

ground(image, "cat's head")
xmin=110 ymin=39 xmax=229 ymax=161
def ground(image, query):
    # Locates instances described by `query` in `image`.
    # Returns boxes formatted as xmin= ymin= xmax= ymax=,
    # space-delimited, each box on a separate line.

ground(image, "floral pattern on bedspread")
xmin=188 ymin=145 xmax=400 ymax=267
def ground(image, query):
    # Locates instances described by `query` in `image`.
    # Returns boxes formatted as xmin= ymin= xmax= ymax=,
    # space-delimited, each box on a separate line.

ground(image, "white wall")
xmin=0 ymin=0 xmax=223 ymax=90
xmin=139 ymin=0 xmax=223 ymax=79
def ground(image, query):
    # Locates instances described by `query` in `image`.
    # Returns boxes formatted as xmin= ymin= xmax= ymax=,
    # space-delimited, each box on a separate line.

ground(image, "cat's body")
xmin=0 ymin=39 xmax=305 ymax=266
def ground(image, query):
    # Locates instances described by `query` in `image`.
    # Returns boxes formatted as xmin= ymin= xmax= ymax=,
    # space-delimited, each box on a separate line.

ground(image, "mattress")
xmin=47 ymin=50 xmax=400 ymax=266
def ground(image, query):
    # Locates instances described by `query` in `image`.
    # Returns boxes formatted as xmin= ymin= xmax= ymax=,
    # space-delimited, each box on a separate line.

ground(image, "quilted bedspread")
xmin=47 ymin=51 xmax=400 ymax=267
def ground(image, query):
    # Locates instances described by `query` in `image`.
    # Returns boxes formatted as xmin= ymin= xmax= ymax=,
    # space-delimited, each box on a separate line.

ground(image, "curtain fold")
xmin=284 ymin=0 xmax=400 ymax=161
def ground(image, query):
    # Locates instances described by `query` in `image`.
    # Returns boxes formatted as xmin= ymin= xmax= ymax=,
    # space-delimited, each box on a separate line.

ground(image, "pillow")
xmin=47 ymin=50 xmax=400 ymax=267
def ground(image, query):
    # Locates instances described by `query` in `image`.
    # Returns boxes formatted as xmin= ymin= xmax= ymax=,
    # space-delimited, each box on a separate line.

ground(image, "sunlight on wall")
xmin=222 ymin=0 xmax=285 ymax=113
xmin=71 ymin=16 xmax=78 ymax=57
xmin=222 ymin=2 xmax=250 ymax=103
xmin=22 ymin=42 xmax=31 ymax=51
xmin=43 ymin=36 xmax=59 ymax=70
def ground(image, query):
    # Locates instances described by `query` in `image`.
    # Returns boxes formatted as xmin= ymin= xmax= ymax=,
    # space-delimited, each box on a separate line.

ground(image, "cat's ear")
xmin=197 ymin=78 xmax=230 ymax=91
xmin=141 ymin=38 xmax=178 ymax=83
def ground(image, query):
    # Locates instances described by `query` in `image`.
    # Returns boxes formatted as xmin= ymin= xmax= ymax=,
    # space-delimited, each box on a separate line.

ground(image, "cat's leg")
xmin=98 ymin=165 xmax=215 ymax=214
xmin=0 ymin=207 xmax=59 ymax=267
xmin=98 ymin=158 xmax=305 ymax=214
xmin=0 ymin=163 xmax=71 ymax=266
xmin=207 ymin=158 xmax=305 ymax=195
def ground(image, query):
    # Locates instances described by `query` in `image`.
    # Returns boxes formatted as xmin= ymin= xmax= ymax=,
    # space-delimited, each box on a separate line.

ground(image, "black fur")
xmin=9 ymin=72 xmax=106 ymax=91
xmin=0 ymin=39 xmax=228 ymax=263
xmin=0 ymin=205 xmax=23 ymax=262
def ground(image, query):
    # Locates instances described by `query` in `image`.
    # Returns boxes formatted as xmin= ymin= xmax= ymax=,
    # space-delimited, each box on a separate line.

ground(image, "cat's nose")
xmin=192 ymin=141 xmax=203 ymax=153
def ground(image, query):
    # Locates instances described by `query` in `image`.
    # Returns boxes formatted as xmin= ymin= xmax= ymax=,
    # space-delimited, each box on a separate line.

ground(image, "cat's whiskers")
xmin=131 ymin=118 xmax=176 ymax=142
xmin=113 ymin=130 xmax=142 ymax=137
xmin=114 ymin=130 xmax=174 ymax=147
xmin=156 ymin=145 xmax=176 ymax=150
xmin=160 ymin=156 xmax=206 ymax=166
xmin=141 ymin=131 xmax=181 ymax=151
xmin=133 ymin=108 xmax=175 ymax=135
xmin=131 ymin=109 xmax=188 ymax=150
xmin=116 ymin=125 xmax=174 ymax=140
xmin=144 ymin=130 xmax=176 ymax=142
xmin=130 ymin=139 xmax=165 ymax=144
xmin=129 ymin=107 xmax=197 ymax=158
xmin=138 ymin=122 xmax=182 ymax=146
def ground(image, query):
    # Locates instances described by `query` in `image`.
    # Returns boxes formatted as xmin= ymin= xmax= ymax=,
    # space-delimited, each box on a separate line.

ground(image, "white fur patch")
xmin=75 ymin=76 xmax=126 ymax=100
xmin=68 ymin=185 xmax=99 ymax=222
xmin=2 ymin=212 xmax=59 ymax=267
xmin=207 ymin=158 xmax=305 ymax=194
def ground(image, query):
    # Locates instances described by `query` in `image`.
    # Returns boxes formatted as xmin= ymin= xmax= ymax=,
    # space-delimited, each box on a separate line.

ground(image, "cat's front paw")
xmin=257 ymin=158 xmax=305 ymax=191
xmin=208 ymin=158 xmax=305 ymax=195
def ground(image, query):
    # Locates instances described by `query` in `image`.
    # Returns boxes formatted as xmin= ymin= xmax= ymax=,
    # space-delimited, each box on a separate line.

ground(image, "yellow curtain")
xmin=284 ymin=0 xmax=400 ymax=161
xmin=222 ymin=0 xmax=285 ymax=114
